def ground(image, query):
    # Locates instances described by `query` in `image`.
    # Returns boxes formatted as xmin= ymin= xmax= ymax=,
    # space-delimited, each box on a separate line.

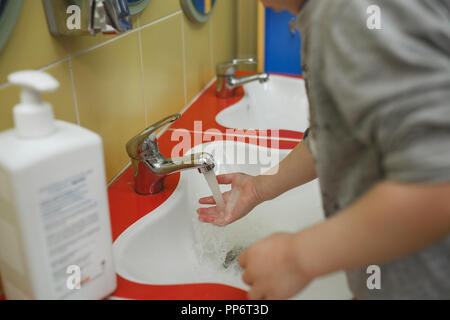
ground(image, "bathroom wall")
xmin=237 ymin=0 xmax=258 ymax=63
xmin=0 ymin=0 xmax=238 ymax=183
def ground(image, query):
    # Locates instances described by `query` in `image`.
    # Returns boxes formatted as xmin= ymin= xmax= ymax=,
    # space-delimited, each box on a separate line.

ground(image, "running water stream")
xmin=202 ymin=169 xmax=225 ymax=209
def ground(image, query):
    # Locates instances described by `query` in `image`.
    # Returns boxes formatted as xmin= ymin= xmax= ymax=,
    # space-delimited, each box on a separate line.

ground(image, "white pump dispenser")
xmin=0 ymin=71 xmax=116 ymax=300
xmin=8 ymin=71 xmax=59 ymax=138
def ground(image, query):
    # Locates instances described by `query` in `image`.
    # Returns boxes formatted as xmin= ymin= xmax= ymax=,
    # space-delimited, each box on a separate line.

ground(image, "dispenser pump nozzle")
xmin=8 ymin=71 xmax=60 ymax=138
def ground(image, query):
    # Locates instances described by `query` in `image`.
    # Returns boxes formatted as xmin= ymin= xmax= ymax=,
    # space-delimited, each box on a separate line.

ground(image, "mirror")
xmin=180 ymin=0 xmax=216 ymax=23
xmin=0 ymin=0 xmax=23 ymax=54
xmin=127 ymin=0 xmax=151 ymax=16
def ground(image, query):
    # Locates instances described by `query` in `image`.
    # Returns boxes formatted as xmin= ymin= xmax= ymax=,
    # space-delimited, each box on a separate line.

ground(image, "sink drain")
xmin=223 ymin=247 xmax=245 ymax=269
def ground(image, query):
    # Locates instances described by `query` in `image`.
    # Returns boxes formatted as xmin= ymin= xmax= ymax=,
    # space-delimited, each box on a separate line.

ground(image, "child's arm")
xmin=239 ymin=181 xmax=450 ymax=299
xmin=259 ymin=139 xmax=317 ymax=201
xmin=294 ymin=181 xmax=450 ymax=278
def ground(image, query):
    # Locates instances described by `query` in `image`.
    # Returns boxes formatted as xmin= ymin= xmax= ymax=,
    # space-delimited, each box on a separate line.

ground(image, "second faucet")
xmin=216 ymin=58 xmax=270 ymax=98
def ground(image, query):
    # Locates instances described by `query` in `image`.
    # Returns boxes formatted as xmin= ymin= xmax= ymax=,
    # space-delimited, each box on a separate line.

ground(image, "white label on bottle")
xmin=37 ymin=169 xmax=106 ymax=299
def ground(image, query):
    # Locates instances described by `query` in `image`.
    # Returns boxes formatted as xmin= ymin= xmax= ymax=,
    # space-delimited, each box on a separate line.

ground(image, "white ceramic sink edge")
xmin=113 ymin=141 xmax=352 ymax=300
xmin=215 ymin=75 xmax=310 ymax=133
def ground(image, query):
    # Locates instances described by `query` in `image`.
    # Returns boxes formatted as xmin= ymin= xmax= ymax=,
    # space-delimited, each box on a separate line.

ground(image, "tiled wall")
xmin=0 ymin=0 xmax=238 ymax=183
xmin=237 ymin=0 xmax=258 ymax=63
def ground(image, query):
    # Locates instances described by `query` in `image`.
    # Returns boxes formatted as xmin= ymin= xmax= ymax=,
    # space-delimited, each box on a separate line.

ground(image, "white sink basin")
xmin=113 ymin=141 xmax=352 ymax=299
xmin=215 ymin=75 xmax=310 ymax=133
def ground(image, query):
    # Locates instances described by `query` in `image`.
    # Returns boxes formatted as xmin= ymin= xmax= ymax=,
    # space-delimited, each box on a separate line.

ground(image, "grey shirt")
xmin=296 ymin=0 xmax=450 ymax=299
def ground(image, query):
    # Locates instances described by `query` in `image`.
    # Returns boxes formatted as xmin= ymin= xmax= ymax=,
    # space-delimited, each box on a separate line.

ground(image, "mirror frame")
xmin=180 ymin=0 xmax=216 ymax=24
xmin=128 ymin=0 xmax=151 ymax=16
xmin=0 ymin=0 xmax=23 ymax=54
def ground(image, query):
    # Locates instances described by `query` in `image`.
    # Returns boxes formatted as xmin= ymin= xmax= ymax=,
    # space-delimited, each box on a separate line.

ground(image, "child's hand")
xmin=197 ymin=173 xmax=265 ymax=226
xmin=238 ymin=232 xmax=312 ymax=300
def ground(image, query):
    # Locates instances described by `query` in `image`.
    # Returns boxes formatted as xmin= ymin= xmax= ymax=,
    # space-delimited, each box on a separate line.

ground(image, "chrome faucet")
xmin=126 ymin=114 xmax=215 ymax=195
xmin=216 ymin=58 xmax=270 ymax=98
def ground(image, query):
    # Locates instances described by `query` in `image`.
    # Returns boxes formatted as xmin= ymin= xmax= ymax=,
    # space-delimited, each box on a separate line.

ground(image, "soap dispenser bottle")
xmin=0 ymin=71 xmax=116 ymax=299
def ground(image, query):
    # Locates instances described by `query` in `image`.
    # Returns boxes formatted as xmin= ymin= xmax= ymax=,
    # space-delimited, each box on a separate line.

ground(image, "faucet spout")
xmin=228 ymin=73 xmax=270 ymax=89
xmin=151 ymin=152 xmax=215 ymax=175
xmin=216 ymin=58 xmax=270 ymax=98
xmin=131 ymin=152 xmax=215 ymax=195
xmin=126 ymin=114 xmax=216 ymax=195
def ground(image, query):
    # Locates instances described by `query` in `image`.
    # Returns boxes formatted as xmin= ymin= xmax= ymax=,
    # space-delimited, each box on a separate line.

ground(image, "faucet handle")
xmin=126 ymin=113 xmax=181 ymax=160
xmin=217 ymin=58 xmax=257 ymax=76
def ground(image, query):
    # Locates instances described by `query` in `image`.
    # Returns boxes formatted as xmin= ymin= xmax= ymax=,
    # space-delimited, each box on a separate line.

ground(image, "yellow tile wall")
xmin=0 ymin=0 xmax=239 ymax=183
xmin=237 ymin=0 xmax=258 ymax=66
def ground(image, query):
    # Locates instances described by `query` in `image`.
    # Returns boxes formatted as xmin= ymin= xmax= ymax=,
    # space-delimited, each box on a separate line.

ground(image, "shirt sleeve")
xmin=321 ymin=0 xmax=450 ymax=183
